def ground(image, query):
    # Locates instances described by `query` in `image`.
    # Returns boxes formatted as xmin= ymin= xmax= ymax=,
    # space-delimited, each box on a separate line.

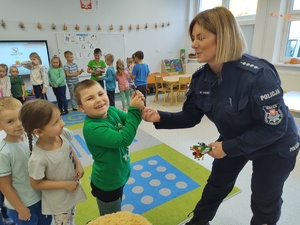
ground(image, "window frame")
xmin=280 ymin=1 xmax=300 ymax=62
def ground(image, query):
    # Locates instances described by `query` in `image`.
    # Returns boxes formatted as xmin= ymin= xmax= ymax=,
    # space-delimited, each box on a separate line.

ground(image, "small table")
xmin=162 ymin=74 xmax=192 ymax=105
xmin=283 ymin=91 xmax=300 ymax=116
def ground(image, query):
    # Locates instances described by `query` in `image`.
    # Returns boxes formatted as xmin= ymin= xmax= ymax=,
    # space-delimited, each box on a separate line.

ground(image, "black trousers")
xmin=192 ymin=152 xmax=298 ymax=224
xmin=32 ymin=84 xmax=48 ymax=100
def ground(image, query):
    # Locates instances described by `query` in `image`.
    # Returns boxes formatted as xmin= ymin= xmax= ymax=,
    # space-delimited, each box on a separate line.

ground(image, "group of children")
xmin=0 ymin=48 xmax=150 ymax=114
xmin=0 ymin=48 xmax=150 ymax=225
xmin=0 ymin=81 xmax=145 ymax=224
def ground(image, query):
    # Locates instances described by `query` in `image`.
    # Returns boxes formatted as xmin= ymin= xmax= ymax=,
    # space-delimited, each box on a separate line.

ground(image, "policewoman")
xmin=142 ymin=7 xmax=299 ymax=225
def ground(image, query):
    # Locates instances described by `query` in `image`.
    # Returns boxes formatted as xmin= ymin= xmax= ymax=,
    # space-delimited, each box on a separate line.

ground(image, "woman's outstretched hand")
xmin=142 ymin=107 xmax=160 ymax=122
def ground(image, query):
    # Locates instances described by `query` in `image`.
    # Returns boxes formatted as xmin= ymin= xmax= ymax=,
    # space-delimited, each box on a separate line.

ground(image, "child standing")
xmin=131 ymin=51 xmax=150 ymax=105
xmin=0 ymin=97 xmax=52 ymax=225
xmin=102 ymin=54 xmax=116 ymax=106
xmin=74 ymin=79 xmax=144 ymax=216
xmin=0 ymin=64 xmax=11 ymax=98
xmin=125 ymin=57 xmax=134 ymax=84
xmin=19 ymin=99 xmax=86 ymax=225
xmin=22 ymin=52 xmax=48 ymax=100
xmin=87 ymin=48 xmax=106 ymax=88
xmin=48 ymin=56 xmax=69 ymax=115
xmin=63 ymin=51 xmax=84 ymax=111
xmin=9 ymin=66 xmax=26 ymax=104
xmin=116 ymin=59 xmax=130 ymax=111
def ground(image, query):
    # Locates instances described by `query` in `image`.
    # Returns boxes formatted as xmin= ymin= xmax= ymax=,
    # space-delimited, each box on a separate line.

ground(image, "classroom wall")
xmin=0 ymin=0 xmax=190 ymax=101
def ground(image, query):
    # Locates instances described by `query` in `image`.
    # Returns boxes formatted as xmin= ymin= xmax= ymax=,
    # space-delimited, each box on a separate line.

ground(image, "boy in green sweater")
xmin=74 ymin=79 xmax=144 ymax=216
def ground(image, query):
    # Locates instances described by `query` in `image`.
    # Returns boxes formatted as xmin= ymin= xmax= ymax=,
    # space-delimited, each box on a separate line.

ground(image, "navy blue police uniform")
xmin=154 ymin=54 xmax=299 ymax=225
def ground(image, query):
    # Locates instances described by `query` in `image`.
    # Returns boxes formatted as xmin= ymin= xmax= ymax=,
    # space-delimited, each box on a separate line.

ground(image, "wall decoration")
xmin=0 ymin=19 xmax=171 ymax=32
xmin=95 ymin=0 xmax=100 ymax=9
xmin=37 ymin=22 xmax=42 ymax=29
xmin=19 ymin=21 xmax=25 ymax=29
xmin=1 ymin=19 xmax=6 ymax=28
xmin=80 ymin=0 xmax=92 ymax=11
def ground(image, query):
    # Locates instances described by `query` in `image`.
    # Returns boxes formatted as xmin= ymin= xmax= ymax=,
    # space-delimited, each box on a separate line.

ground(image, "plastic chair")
xmin=175 ymin=76 xmax=191 ymax=105
xmin=154 ymin=76 xmax=171 ymax=105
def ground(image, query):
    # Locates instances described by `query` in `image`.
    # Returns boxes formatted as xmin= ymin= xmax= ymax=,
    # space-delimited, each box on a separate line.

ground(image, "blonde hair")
xmin=19 ymin=99 xmax=59 ymax=151
xmin=189 ymin=7 xmax=247 ymax=63
xmin=116 ymin=59 xmax=125 ymax=75
xmin=51 ymin=55 xmax=63 ymax=68
xmin=0 ymin=97 xmax=22 ymax=114
xmin=9 ymin=66 xmax=18 ymax=73
xmin=104 ymin=53 xmax=114 ymax=63
xmin=29 ymin=52 xmax=42 ymax=64
xmin=0 ymin=64 xmax=8 ymax=73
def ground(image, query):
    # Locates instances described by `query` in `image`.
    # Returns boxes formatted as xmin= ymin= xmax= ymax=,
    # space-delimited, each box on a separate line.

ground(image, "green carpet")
xmin=74 ymin=143 xmax=240 ymax=225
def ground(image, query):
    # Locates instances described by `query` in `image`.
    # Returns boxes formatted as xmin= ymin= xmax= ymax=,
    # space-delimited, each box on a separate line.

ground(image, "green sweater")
xmin=83 ymin=106 xmax=142 ymax=191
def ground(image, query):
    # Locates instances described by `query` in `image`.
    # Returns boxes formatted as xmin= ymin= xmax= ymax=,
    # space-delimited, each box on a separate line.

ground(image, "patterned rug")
xmin=62 ymin=111 xmax=241 ymax=225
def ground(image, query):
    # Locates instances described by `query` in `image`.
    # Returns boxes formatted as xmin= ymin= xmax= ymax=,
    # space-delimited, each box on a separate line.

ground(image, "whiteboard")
xmin=55 ymin=33 xmax=125 ymax=79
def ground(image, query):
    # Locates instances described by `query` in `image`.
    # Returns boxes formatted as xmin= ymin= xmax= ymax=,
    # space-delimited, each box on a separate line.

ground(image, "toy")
xmin=190 ymin=142 xmax=212 ymax=160
xmin=130 ymin=82 xmax=137 ymax=92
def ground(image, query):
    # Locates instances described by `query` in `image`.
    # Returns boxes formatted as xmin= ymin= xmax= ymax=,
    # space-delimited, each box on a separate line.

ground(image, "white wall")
xmin=0 ymin=0 xmax=191 ymax=101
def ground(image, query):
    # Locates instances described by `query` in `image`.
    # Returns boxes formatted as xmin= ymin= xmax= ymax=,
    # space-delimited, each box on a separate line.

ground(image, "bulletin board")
xmin=55 ymin=33 xmax=125 ymax=77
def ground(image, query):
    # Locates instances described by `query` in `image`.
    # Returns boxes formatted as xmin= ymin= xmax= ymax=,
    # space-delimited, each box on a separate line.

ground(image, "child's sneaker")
xmin=3 ymin=218 xmax=15 ymax=225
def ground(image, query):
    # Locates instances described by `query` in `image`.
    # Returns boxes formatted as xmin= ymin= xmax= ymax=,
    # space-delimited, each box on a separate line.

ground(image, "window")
xmin=283 ymin=0 xmax=300 ymax=60
xmin=200 ymin=0 xmax=257 ymax=17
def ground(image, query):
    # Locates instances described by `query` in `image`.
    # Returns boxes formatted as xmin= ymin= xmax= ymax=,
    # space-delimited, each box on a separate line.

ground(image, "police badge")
xmin=263 ymin=104 xmax=283 ymax=125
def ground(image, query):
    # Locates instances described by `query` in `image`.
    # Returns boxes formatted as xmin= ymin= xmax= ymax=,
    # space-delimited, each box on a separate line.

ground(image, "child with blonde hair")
xmin=102 ymin=54 xmax=116 ymax=106
xmin=48 ymin=55 xmax=69 ymax=115
xmin=19 ymin=99 xmax=86 ymax=225
xmin=0 ymin=64 xmax=11 ymax=97
xmin=116 ymin=59 xmax=130 ymax=111
xmin=0 ymin=97 xmax=52 ymax=225
xmin=22 ymin=52 xmax=48 ymax=100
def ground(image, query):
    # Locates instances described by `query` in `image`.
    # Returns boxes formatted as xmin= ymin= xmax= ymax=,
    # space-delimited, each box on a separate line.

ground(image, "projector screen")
xmin=0 ymin=40 xmax=50 ymax=76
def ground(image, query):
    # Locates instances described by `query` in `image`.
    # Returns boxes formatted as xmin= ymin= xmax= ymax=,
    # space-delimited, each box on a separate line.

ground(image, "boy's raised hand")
xmin=130 ymin=90 xmax=145 ymax=109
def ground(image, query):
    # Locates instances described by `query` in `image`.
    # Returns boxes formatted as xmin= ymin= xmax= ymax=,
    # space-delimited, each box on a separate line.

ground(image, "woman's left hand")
xmin=208 ymin=142 xmax=227 ymax=159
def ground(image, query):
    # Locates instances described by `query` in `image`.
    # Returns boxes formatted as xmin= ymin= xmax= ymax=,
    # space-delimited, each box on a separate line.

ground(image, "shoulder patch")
xmin=238 ymin=60 xmax=261 ymax=74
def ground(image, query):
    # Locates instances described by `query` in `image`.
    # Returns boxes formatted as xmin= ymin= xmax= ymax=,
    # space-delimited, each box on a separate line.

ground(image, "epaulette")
xmin=237 ymin=60 xmax=261 ymax=74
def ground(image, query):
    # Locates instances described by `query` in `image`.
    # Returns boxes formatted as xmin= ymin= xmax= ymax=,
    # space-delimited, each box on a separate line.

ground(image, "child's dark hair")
xmin=74 ymin=79 xmax=99 ymax=105
xmin=64 ymin=50 xmax=73 ymax=57
xmin=134 ymin=51 xmax=144 ymax=60
xmin=19 ymin=99 xmax=59 ymax=151
xmin=94 ymin=48 xmax=102 ymax=54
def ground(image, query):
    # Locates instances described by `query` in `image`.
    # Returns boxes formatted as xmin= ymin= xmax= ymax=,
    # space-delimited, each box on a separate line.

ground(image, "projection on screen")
xmin=0 ymin=40 xmax=50 ymax=76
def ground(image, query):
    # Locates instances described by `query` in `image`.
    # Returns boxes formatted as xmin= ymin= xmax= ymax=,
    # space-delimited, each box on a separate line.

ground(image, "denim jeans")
xmin=7 ymin=201 xmax=52 ymax=225
xmin=66 ymin=80 xmax=78 ymax=109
